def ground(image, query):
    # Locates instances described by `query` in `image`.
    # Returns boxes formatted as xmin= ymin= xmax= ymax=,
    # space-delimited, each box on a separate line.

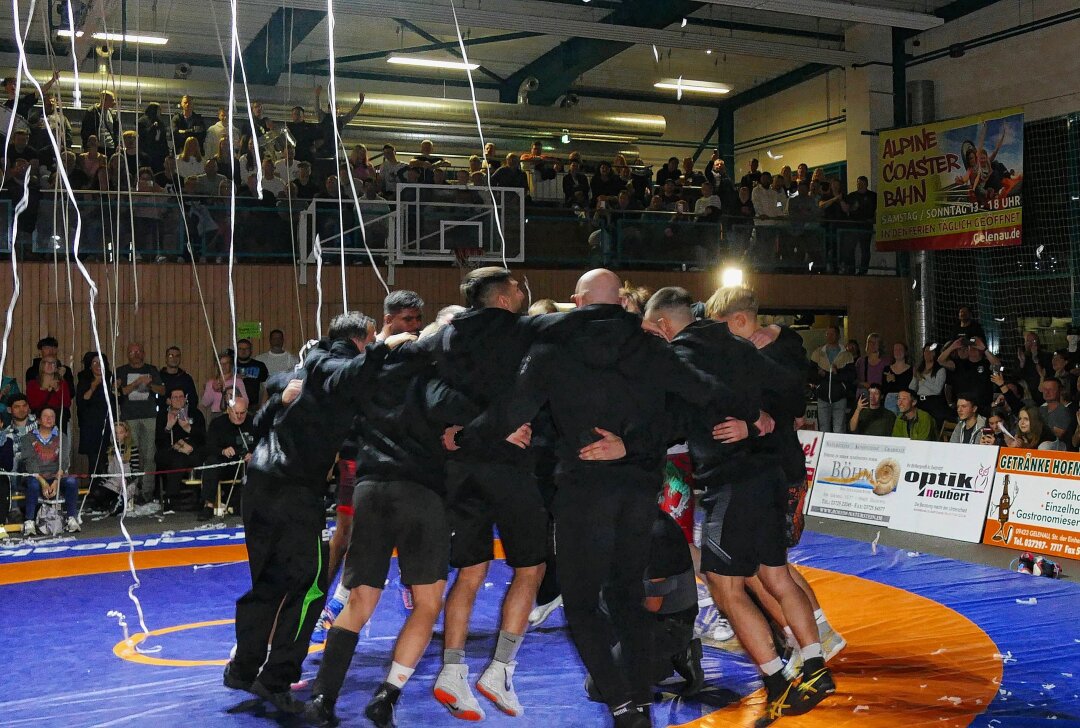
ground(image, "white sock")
xmin=334 ymin=582 xmax=350 ymax=603
xmin=386 ymin=661 xmax=415 ymax=689
xmin=759 ymin=657 xmax=784 ymax=676
xmin=801 ymin=642 xmax=823 ymax=661
xmin=813 ymin=608 xmax=826 ymax=623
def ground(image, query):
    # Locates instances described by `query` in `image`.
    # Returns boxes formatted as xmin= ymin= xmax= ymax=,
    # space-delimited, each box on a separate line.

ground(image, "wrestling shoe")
xmin=753 ymin=673 xmax=807 ymax=727
xmin=222 ymin=660 xmax=254 ymax=691
xmin=477 ymin=660 xmax=524 ymax=716
xmin=310 ymin=593 xmax=346 ymax=644
xmin=364 ymin=682 xmax=401 ymax=728
xmin=250 ymin=680 xmax=305 ymax=714
xmin=527 ymin=595 xmax=562 ymax=627
xmin=671 ymin=638 xmax=705 ymax=697
xmin=612 ymin=704 xmax=651 ymax=728
xmin=304 ymin=693 xmax=340 ymax=727
xmin=820 ymin=625 xmax=848 ymax=662
xmin=711 ymin=618 xmax=735 ymax=642
xmin=796 ymin=657 xmax=836 ymax=711
xmin=434 ymin=664 xmax=486 ymax=721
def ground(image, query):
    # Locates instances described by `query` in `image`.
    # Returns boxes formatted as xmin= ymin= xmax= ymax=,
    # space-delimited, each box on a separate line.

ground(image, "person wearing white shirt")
xmin=205 ymin=108 xmax=238 ymax=161
xmin=751 ymin=172 xmax=787 ymax=219
xmin=378 ymin=143 xmax=407 ymax=196
xmin=274 ymin=146 xmax=301 ymax=182
xmin=693 ymin=180 xmax=723 ymax=221
xmin=255 ymin=329 xmax=299 ymax=378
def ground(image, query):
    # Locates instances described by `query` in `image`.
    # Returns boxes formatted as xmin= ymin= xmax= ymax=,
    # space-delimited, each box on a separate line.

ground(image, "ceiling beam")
xmin=241 ymin=8 xmax=325 ymax=85
xmin=933 ymin=0 xmax=1006 ymax=23
xmin=394 ymin=18 xmax=505 ymax=85
xmin=698 ymin=0 xmax=943 ymax=31
xmin=501 ymin=0 xmax=705 ymax=105
xmin=280 ymin=0 xmax=859 ymax=67
xmin=290 ymin=31 xmax=541 ymax=72
xmin=723 ymin=62 xmax=834 ymax=109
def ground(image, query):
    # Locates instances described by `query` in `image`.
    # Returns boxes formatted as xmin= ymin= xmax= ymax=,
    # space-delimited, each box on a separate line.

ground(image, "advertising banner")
xmin=890 ymin=440 xmax=997 ymax=543
xmin=807 ymin=433 xmax=906 ymax=526
xmin=876 ymin=107 xmax=1024 ymax=251
xmin=983 ymin=448 xmax=1080 ymax=558
xmin=798 ymin=429 xmax=824 ymax=515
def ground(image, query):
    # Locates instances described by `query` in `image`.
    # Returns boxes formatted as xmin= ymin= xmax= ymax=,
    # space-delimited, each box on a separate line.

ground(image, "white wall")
xmin=907 ymin=0 xmax=1080 ymax=121
xmin=732 ymin=69 xmax=847 ymax=178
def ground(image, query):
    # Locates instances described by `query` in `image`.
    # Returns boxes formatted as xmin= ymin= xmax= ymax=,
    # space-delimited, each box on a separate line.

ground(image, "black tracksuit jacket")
xmin=756 ymin=326 xmax=811 ymax=483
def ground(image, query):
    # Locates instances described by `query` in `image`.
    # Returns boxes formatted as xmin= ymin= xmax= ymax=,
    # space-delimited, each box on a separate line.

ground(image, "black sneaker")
xmin=612 ymin=704 xmax=651 ymax=728
xmin=754 ymin=673 xmax=803 ymax=727
xmin=223 ymin=661 xmax=254 ymax=692
xmin=250 ymin=680 xmax=306 ymax=714
xmin=796 ymin=657 xmax=836 ymax=711
xmin=364 ymin=682 xmax=401 ymax=728
xmin=671 ymin=637 xmax=705 ymax=697
xmin=304 ymin=694 xmax=340 ymax=727
xmin=197 ymin=505 xmax=214 ymax=521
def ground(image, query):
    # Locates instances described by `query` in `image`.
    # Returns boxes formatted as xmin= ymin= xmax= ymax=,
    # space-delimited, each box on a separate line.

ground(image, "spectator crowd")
xmin=812 ymin=305 xmax=1080 ymax=451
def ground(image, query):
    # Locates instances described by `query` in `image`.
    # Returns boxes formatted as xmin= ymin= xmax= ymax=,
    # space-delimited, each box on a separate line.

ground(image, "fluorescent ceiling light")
xmin=697 ymin=0 xmax=943 ymax=31
xmin=654 ymin=79 xmax=731 ymax=95
xmin=387 ymin=56 xmax=479 ymax=71
xmin=58 ymin=29 xmax=168 ymax=45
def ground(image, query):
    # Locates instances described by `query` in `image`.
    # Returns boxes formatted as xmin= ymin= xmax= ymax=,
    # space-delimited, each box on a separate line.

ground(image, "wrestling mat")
xmin=0 ymin=525 xmax=1077 ymax=727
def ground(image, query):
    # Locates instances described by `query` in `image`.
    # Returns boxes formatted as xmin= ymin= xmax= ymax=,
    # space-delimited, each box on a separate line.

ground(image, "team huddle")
xmin=222 ymin=267 xmax=846 ymax=728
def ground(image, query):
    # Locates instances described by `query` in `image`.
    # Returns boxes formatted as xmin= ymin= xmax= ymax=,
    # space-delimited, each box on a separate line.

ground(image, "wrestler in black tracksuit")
xmin=755 ymin=326 xmax=812 ymax=547
xmin=229 ymin=337 xmax=388 ymax=697
xmin=667 ymin=320 xmax=801 ymax=576
xmin=415 ymin=307 xmax=559 ymax=570
xmin=309 ymin=348 xmax=480 ymax=722
xmin=461 ymin=305 xmax=757 ymax=722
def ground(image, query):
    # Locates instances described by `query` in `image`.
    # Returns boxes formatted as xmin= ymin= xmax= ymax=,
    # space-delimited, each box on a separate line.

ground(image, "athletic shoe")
xmin=250 ymin=680 xmax=305 ymax=714
xmin=476 ymin=660 xmax=523 ymax=717
xmin=711 ymin=618 xmax=735 ymax=642
xmin=612 ymin=704 xmax=651 ymax=728
xmin=528 ymin=595 xmax=562 ymax=627
xmin=781 ymin=650 xmax=803 ymax=683
xmin=671 ymin=638 xmax=705 ymax=697
xmin=311 ymin=594 xmax=346 ymax=644
xmin=753 ymin=675 xmax=805 ymax=727
xmin=820 ymin=625 xmax=847 ymax=662
xmin=796 ymin=657 xmax=836 ymax=710
xmin=64 ymin=516 xmax=81 ymax=533
xmin=364 ymin=682 xmax=400 ymax=728
xmin=0 ymin=525 xmax=8 ymax=540
xmin=400 ymin=585 xmax=414 ymax=611
xmin=434 ymin=663 xmax=486 ymax=721
xmin=304 ymin=693 xmax=340 ymax=727
xmin=222 ymin=661 xmax=254 ymax=692
xmin=22 ymin=520 xmax=36 ymax=536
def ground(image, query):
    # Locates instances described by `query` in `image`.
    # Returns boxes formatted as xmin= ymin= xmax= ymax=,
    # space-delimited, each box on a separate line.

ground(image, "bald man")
xmin=456 ymin=269 xmax=757 ymax=728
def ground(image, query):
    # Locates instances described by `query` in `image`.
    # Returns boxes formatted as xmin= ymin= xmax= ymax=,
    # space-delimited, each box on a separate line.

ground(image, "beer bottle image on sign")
xmin=991 ymin=475 xmax=1016 ymax=543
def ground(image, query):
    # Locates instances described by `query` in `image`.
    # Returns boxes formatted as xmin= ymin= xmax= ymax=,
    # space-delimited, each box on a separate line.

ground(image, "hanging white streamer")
xmin=9 ymin=0 xmax=155 ymax=648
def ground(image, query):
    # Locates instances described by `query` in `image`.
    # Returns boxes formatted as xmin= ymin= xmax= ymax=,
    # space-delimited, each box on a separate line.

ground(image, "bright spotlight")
xmin=720 ymin=267 xmax=744 ymax=288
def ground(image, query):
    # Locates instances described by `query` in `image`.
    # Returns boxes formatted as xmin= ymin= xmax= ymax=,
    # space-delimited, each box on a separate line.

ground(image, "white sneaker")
xmin=433 ymin=663 xmax=486 ymax=721
xmin=22 ymin=520 xmax=36 ymax=536
xmin=820 ymin=624 xmax=847 ymax=662
xmin=0 ymin=525 xmax=8 ymax=540
xmin=528 ymin=596 xmax=562 ymax=627
xmin=781 ymin=650 xmax=803 ymax=682
xmin=65 ymin=516 xmax=81 ymax=533
xmin=477 ymin=660 xmax=523 ymax=717
xmin=710 ymin=618 xmax=735 ymax=642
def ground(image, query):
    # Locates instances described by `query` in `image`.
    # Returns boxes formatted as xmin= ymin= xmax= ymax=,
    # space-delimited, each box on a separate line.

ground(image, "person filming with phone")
xmin=937 ymin=335 xmax=1001 ymax=416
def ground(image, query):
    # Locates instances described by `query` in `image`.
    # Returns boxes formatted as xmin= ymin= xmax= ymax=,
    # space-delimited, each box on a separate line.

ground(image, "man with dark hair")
xmin=842 ymin=175 xmax=877 ymax=275
xmin=80 ymin=90 xmax=119 ymax=157
xmin=116 ymin=343 xmax=165 ymax=502
xmin=155 ymin=387 xmax=207 ymax=510
xmin=172 ymin=94 xmax=207 ymax=155
xmin=647 ymin=287 xmax=834 ymax=725
xmin=849 ymin=383 xmax=895 ymax=436
xmin=160 ymin=346 xmax=198 ymax=406
xmin=225 ymin=311 xmax=413 ymax=714
xmin=235 ymin=339 xmax=270 ymax=405
xmin=287 ymin=105 xmax=318 ymax=162
xmin=380 ymin=290 xmax=424 ymax=338
xmin=198 ymin=397 xmax=254 ymax=520
xmin=420 ymin=266 xmax=553 ymax=721
xmin=950 ymin=395 xmax=987 ymax=444
xmin=256 ymin=329 xmax=300 ymax=379
xmin=454 ymin=269 xmax=756 ymax=728
xmin=740 ymin=157 xmax=762 ymax=190
xmin=892 ymin=390 xmax=935 ymax=440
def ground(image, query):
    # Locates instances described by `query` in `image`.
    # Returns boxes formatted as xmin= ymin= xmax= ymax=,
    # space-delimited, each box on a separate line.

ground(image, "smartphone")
xmin=981 ymin=427 xmax=993 ymax=436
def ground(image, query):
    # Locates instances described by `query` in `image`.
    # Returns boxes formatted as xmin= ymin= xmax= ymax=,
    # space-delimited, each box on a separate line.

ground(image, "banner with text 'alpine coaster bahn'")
xmin=876 ymin=107 xmax=1024 ymax=252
